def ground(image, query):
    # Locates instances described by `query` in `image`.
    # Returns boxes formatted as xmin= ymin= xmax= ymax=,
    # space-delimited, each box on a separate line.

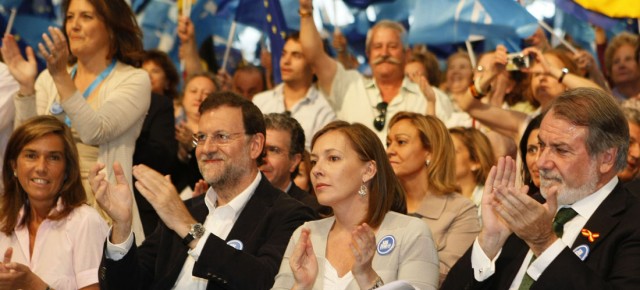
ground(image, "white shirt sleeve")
xmin=471 ymin=237 xmax=503 ymax=281
xmin=105 ymin=229 xmax=135 ymax=261
xmin=526 ymin=239 xmax=567 ymax=280
xmin=187 ymin=230 xmax=212 ymax=262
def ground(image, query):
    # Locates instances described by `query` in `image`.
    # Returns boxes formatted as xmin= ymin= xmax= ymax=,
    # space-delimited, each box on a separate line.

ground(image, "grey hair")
xmin=365 ymin=20 xmax=408 ymax=54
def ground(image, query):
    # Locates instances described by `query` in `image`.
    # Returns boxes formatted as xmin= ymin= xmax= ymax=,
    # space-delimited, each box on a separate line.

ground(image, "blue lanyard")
xmin=63 ymin=59 xmax=117 ymax=126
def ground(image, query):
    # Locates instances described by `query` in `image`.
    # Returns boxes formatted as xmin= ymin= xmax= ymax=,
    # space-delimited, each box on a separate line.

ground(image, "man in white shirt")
xmin=91 ymin=92 xmax=315 ymax=290
xmin=253 ymin=32 xmax=336 ymax=150
xmin=442 ymin=87 xmax=640 ymax=289
xmin=298 ymin=0 xmax=452 ymax=143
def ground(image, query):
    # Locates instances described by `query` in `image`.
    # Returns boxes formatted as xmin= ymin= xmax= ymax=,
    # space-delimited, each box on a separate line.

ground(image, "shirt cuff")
xmin=187 ymin=230 xmax=211 ymax=262
xmin=471 ymin=237 xmax=502 ymax=281
xmin=105 ymin=228 xmax=134 ymax=261
xmin=526 ymin=239 xmax=567 ymax=280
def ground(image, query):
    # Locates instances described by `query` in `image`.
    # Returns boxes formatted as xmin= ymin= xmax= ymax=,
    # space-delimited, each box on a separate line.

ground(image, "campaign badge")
xmin=377 ymin=235 xmax=396 ymax=255
xmin=50 ymin=101 xmax=63 ymax=115
xmin=573 ymin=244 xmax=590 ymax=261
xmin=227 ymin=239 xmax=244 ymax=250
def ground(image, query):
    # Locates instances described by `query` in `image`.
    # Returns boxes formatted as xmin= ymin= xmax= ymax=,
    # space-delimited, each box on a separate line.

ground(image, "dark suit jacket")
xmin=99 ymin=175 xmax=316 ymax=290
xmin=441 ymin=182 xmax=640 ymax=290
xmin=133 ymin=93 xmax=177 ymax=236
xmin=287 ymin=183 xmax=332 ymax=217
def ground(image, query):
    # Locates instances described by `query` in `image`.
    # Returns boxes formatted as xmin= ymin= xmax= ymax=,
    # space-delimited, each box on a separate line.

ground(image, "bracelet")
xmin=298 ymin=9 xmax=312 ymax=17
xmin=558 ymin=67 xmax=569 ymax=83
xmin=469 ymin=83 xmax=485 ymax=100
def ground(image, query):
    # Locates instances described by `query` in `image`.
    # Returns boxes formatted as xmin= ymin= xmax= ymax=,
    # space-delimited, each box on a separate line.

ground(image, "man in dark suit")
xmin=442 ymin=88 xmax=640 ymax=289
xmin=90 ymin=92 xmax=316 ymax=289
xmin=261 ymin=113 xmax=329 ymax=216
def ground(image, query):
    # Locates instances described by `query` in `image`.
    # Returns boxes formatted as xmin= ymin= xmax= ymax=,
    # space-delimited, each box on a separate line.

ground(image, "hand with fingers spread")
xmin=90 ymin=161 xmax=133 ymax=244
xmin=132 ymin=164 xmax=196 ymax=239
xmin=1 ymin=34 xmax=38 ymax=95
xmin=290 ymin=228 xmax=317 ymax=290
xmin=350 ymin=223 xmax=380 ymax=290
xmin=38 ymin=26 xmax=70 ymax=77
xmin=477 ymin=156 xmax=516 ymax=259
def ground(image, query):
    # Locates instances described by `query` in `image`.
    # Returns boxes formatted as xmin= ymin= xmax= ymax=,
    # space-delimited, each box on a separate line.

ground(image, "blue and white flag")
xmin=136 ymin=0 xmax=178 ymax=52
xmin=408 ymin=0 xmax=538 ymax=45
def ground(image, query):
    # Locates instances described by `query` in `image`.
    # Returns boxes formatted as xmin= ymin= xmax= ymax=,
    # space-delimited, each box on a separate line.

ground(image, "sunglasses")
xmin=373 ymin=101 xmax=388 ymax=131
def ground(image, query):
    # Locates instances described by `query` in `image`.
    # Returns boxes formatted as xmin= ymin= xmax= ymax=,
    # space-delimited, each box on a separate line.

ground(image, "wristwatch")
xmin=369 ymin=276 xmax=384 ymax=290
xmin=182 ymin=223 xmax=205 ymax=245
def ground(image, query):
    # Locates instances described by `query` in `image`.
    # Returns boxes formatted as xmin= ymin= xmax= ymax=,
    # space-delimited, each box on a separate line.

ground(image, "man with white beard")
xmin=442 ymin=87 xmax=640 ymax=289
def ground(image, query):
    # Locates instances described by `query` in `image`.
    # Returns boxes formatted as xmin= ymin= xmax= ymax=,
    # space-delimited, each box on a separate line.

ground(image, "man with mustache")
xmin=90 ymin=92 xmax=316 ymax=289
xmin=442 ymin=87 xmax=640 ymax=289
xmin=298 ymin=0 xmax=453 ymax=142
xmin=253 ymin=32 xmax=336 ymax=150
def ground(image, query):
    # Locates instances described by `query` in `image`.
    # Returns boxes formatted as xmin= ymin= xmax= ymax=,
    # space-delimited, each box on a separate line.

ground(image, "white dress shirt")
xmin=106 ymin=173 xmax=262 ymax=289
xmin=471 ymin=177 xmax=618 ymax=289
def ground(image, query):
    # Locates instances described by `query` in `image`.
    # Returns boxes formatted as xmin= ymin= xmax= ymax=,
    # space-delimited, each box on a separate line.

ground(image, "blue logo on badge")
xmin=50 ymin=101 xmax=63 ymax=115
xmin=227 ymin=239 xmax=243 ymax=250
xmin=377 ymin=235 xmax=395 ymax=255
xmin=573 ymin=244 xmax=590 ymax=261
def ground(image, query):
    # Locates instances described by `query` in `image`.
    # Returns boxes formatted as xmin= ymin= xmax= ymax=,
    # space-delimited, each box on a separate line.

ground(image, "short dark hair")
xmin=264 ymin=113 xmax=305 ymax=179
xmin=142 ymin=50 xmax=180 ymax=100
xmin=62 ymin=0 xmax=144 ymax=67
xmin=199 ymin=91 xmax=267 ymax=162
xmin=311 ymin=121 xmax=407 ymax=228
xmin=541 ymin=88 xmax=629 ymax=171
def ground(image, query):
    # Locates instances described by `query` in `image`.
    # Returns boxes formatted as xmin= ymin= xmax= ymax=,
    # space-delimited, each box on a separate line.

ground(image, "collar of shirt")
xmin=273 ymin=83 xmax=319 ymax=104
xmin=363 ymin=76 xmax=420 ymax=105
xmin=561 ymin=176 xmax=618 ymax=221
xmin=284 ymin=181 xmax=293 ymax=193
xmin=204 ymin=172 xmax=262 ymax=219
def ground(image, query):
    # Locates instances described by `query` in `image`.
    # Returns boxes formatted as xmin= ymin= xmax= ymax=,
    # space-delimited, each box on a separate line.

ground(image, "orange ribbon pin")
xmin=581 ymin=229 xmax=600 ymax=242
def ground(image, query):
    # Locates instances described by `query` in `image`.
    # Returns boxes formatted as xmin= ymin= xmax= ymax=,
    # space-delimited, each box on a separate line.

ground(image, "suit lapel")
xmin=225 ymin=177 xmax=276 ymax=249
xmin=570 ymin=184 xmax=628 ymax=255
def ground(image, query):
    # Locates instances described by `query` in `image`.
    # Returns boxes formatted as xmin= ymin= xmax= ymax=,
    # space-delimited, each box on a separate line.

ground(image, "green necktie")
xmin=518 ymin=207 xmax=579 ymax=290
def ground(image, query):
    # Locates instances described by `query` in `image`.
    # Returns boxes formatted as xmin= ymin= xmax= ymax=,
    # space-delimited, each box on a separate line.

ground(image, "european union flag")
xmin=236 ymin=0 xmax=288 ymax=84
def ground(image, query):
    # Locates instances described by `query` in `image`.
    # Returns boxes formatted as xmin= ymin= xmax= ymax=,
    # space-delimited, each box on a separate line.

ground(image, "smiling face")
xmin=13 ymin=134 xmax=66 ymax=206
xmin=65 ymin=0 xmax=110 ymax=60
xmin=446 ymin=54 xmax=473 ymax=93
xmin=367 ymin=27 xmax=406 ymax=79
xmin=310 ymin=131 xmax=371 ymax=207
xmin=386 ymin=119 xmax=430 ymax=179
xmin=195 ymin=106 xmax=261 ymax=190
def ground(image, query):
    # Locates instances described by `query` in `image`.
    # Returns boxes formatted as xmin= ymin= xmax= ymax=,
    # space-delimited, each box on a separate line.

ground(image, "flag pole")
xmin=4 ymin=8 xmax=17 ymax=36
xmin=221 ymin=21 xmax=238 ymax=71
xmin=538 ymin=20 xmax=578 ymax=54
xmin=465 ymin=40 xmax=476 ymax=69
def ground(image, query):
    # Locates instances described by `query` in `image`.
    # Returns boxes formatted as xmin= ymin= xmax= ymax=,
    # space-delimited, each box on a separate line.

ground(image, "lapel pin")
xmin=581 ymin=229 xmax=600 ymax=243
xmin=573 ymin=244 xmax=590 ymax=261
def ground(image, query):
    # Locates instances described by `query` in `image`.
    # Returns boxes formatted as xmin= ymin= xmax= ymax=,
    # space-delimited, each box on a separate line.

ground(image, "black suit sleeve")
xmin=191 ymin=194 xmax=315 ymax=289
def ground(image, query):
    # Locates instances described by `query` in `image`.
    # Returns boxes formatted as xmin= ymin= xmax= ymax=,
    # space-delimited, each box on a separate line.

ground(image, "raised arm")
xmin=299 ymin=0 xmax=337 ymax=95
xmin=178 ymin=16 xmax=204 ymax=76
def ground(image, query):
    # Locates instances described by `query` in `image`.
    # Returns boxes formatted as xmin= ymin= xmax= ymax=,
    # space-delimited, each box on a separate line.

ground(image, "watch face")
xmin=192 ymin=223 xmax=206 ymax=239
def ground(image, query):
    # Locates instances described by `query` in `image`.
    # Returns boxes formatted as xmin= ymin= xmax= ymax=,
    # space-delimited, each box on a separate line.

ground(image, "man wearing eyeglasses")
xmin=298 ymin=0 xmax=453 ymax=143
xmin=260 ymin=113 xmax=329 ymax=216
xmin=90 ymin=92 xmax=316 ymax=290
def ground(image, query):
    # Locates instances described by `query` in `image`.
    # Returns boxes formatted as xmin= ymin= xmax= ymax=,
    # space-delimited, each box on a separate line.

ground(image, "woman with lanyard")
xmin=1 ymin=0 xmax=149 ymax=243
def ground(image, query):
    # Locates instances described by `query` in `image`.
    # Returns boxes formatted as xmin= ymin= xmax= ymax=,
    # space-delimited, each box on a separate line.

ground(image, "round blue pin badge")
xmin=50 ymin=101 xmax=63 ymax=115
xmin=227 ymin=239 xmax=244 ymax=250
xmin=377 ymin=235 xmax=396 ymax=255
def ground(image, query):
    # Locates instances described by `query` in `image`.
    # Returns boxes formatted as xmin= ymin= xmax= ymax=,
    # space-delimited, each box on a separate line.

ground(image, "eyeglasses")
xmin=192 ymin=132 xmax=246 ymax=147
xmin=373 ymin=101 xmax=388 ymax=131
xmin=265 ymin=145 xmax=289 ymax=157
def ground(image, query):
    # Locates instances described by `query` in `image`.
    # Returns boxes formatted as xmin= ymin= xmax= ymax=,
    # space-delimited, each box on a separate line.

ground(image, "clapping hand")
xmin=90 ymin=162 xmax=133 ymax=244
xmin=290 ymin=228 xmax=317 ymax=290
xmin=0 ymin=248 xmax=48 ymax=290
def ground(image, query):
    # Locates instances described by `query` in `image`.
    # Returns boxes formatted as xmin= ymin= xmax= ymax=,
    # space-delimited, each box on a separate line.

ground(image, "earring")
xmin=13 ymin=171 xmax=17 ymax=177
xmin=425 ymin=160 xmax=431 ymax=167
xmin=358 ymin=183 xmax=367 ymax=197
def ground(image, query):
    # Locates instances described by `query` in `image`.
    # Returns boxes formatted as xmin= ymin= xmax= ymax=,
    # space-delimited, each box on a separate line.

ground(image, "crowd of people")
xmin=1 ymin=0 xmax=640 ymax=289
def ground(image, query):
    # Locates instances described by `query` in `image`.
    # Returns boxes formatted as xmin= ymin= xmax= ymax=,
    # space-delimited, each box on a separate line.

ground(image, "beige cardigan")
xmin=13 ymin=61 xmax=150 ymax=244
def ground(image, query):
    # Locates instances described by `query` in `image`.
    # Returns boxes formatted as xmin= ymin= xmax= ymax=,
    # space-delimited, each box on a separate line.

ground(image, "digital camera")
xmin=506 ymin=53 xmax=530 ymax=71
